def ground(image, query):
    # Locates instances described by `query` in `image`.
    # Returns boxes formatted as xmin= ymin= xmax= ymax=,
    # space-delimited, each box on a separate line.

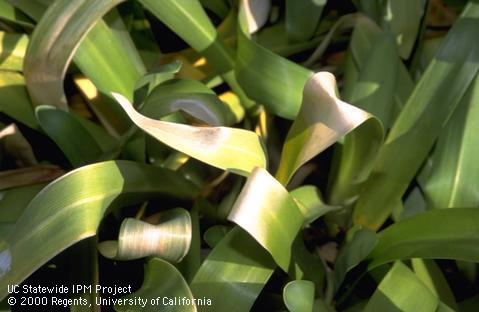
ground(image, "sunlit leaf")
xmin=98 ymin=208 xmax=191 ymax=262
xmin=0 ymin=32 xmax=28 ymax=71
xmin=113 ymin=93 xmax=266 ymax=176
xmin=363 ymin=262 xmax=438 ymax=312
xmin=228 ymin=167 xmax=303 ymax=270
xmin=190 ymin=227 xmax=276 ymax=312
xmin=0 ymin=160 xmax=198 ymax=299
xmin=275 ymin=72 xmax=382 ymax=186
xmin=369 ymin=208 xmax=479 ymax=268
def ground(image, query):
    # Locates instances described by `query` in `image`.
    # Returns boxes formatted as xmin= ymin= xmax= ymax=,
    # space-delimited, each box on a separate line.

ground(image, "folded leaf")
xmin=228 ymin=167 xmax=303 ymax=270
xmin=113 ymin=93 xmax=266 ymax=176
xmin=98 ymin=208 xmax=191 ymax=262
xmin=275 ymin=72 xmax=382 ymax=186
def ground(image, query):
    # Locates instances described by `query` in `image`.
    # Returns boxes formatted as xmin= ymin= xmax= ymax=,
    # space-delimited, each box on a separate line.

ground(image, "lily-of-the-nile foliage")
xmin=1 ymin=0 xmax=479 ymax=311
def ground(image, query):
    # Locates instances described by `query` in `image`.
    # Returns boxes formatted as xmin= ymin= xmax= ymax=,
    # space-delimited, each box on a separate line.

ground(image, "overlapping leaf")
xmin=0 ymin=161 xmax=198 ymax=299
xmin=112 ymin=93 xmax=266 ymax=176
xmin=275 ymin=72 xmax=382 ymax=186
xmin=354 ymin=2 xmax=479 ymax=229
xmin=368 ymin=208 xmax=479 ymax=268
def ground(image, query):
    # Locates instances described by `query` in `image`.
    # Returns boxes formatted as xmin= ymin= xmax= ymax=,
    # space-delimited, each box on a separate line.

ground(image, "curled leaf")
xmin=112 ymin=92 xmax=267 ymax=176
xmin=275 ymin=72 xmax=382 ymax=186
xmin=228 ymin=167 xmax=303 ymax=271
xmin=98 ymin=208 xmax=191 ymax=262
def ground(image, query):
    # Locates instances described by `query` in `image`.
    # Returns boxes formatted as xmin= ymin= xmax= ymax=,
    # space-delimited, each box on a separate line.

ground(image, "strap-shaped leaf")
xmin=35 ymin=106 xmax=106 ymax=167
xmin=237 ymin=0 xmax=312 ymax=119
xmin=354 ymin=2 xmax=479 ymax=229
xmin=116 ymin=258 xmax=197 ymax=312
xmin=364 ymin=262 xmax=438 ymax=312
xmin=334 ymin=226 xmax=377 ymax=291
xmin=0 ymin=0 xmax=33 ymax=27
xmin=228 ymin=167 xmax=303 ymax=270
xmin=380 ymin=0 xmax=425 ymax=59
xmin=0 ymin=72 xmax=37 ymax=129
xmin=0 ymin=32 xmax=28 ymax=71
xmin=412 ymin=259 xmax=458 ymax=310
xmin=112 ymin=93 xmax=266 ymax=176
xmin=275 ymin=72 xmax=382 ymax=186
xmin=98 ymin=208 xmax=191 ymax=262
xmin=0 ymin=160 xmax=198 ymax=299
xmin=190 ymin=226 xmax=276 ymax=312
xmin=368 ymin=208 xmax=479 ymax=268
xmin=285 ymin=0 xmax=325 ymax=43
xmin=138 ymin=0 xmax=254 ymax=109
xmin=328 ymin=29 xmax=395 ymax=205
xmin=419 ymin=75 xmax=479 ymax=209
xmin=23 ymin=0 xmax=144 ymax=111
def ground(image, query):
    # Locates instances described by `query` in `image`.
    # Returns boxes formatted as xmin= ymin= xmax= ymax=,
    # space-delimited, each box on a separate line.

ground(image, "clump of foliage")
xmin=1 ymin=0 xmax=479 ymax=311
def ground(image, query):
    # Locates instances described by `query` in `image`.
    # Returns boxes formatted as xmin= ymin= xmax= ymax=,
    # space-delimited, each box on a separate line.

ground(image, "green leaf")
xmin=0 ymin=0 xmax=33 ymax=27
xmin=0 ymin=32 xmax=28 ymax=71
xmin=23 ymin=0 xmax=144 ymax=112
xmin=113 ymin=93 xmax=266 ymax=176
xmin=334 ymin=226 xmax=377 ymax=291
xmin=138 ymin=0 xmax=254 ymax=109
xmin=290 ymin=185 xmax=341 ymax=226
xmin=0 ymin=72 xmax=37 ymax=129
xmin=141 ymin=78 xmax=237 ymax=126
xmin=0 ymin=184 xmax=44 ymax=224
xmin=283 ymin=280 xmax=315 ymax=312
xmin=285 ymin=0 xmax=326 ymax=43
xmin=35 ymin=106 xmax=104 ymax=167
xmin=419 ymin=75 xmax=479 ymax=209
xmin=203 ymin=225 xmax=231 ymax=248
xmin=5 ymin=0 xmax=48 ymax=21
xmin=381 ymin=0 xmax=425 ymax=59
xmin=327 ymin=30 xmax=395 ymax=205
xmin=190 ymin=226 xmax=276 ymax=312
xmin=363 ymin=262 xmax=438 ymax=312
xmin=354 ymin=3 xmax=479 ymax=229
xmin=0 ymin=160 xmax=198 ymax=299
xmin=115 ymin=258 xmax=197 ymax=312
xmin=368 ymin=208 xmax=479 ymax=268
xmin=228 ymin=167 xmax=303 ymax=270
xmin=411 ymin=259 xmax=458 ymax=310
xmin=236 ymin=0 xmax=312 ymax=119
xmin=275 ymin=72 xmax=382 ymax=186
xmin=98 ymin=208 xmax=191 ymax=262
